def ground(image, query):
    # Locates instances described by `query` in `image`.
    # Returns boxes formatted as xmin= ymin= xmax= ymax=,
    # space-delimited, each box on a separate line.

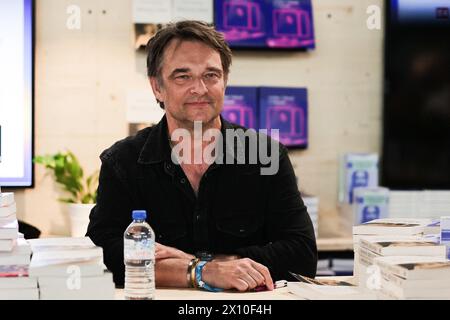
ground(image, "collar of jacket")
xmin=137 ymin=114 xmax=243 ymax=165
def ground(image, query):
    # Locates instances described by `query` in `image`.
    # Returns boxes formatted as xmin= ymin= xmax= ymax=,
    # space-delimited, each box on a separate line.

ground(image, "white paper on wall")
xmin=172 ymin=0 xmax=213 ymax=23
xmin=132 ymin=0 xmax=172 ymax=24
xmin=126 ymin=89 xmax=164 ymax=124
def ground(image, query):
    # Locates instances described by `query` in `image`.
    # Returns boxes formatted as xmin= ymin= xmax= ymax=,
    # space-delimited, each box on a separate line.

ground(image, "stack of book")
xmin=0 ymin=236 xmax=38 ymax=300
xmin=357 ymin=234 xmax=446 ymax=290
xmin=375 ymin=256 xmax=450 ymax=299
xmin=0 ymin=192 xmax=38 ymax=299
xmin=352 ymin=218 xmax=434 ymax=282
xmin=0 ymin=193 xmax=18 ymax=252
xmin=28 ymin=237 xmax=114 ymax=300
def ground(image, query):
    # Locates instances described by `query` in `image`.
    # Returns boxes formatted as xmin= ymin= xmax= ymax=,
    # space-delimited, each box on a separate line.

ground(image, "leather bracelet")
xmin=186 ymin=258 xmax=199 ymax=288
xmin=191 ymin=258 xmax=200 ymax=288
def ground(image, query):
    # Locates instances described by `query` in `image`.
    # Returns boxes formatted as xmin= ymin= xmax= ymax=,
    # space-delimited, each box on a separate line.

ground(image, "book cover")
xmin=28 ymin=236 xmax=97 ymax=252
xmin=259 ymin=87 xmax=308 ymax=148
xmin=374 ymin=256 xmax=450 ymax=280
xmin=289 ymin=272 xmax=354 ymax=286
xmin=0 ymin=264 xmax=29 ymax=277
xmin=222 ymin=86 xmax=258 ymax=129
xmin=339 ymin=153 xmax=379 ymax=204
xmin=359 ymin=236 xmax=445 ymax=257
xmin=353 ymin=218 xmax=431 ymax=235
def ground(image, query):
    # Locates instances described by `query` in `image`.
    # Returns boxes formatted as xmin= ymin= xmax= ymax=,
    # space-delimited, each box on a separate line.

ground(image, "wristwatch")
xmin=195 ymin=251 xmax=214 ymax=261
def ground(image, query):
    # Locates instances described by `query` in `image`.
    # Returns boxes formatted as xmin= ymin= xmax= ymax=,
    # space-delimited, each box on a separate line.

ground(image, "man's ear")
xmin=149 ymin=77 xmax=164 ymax=102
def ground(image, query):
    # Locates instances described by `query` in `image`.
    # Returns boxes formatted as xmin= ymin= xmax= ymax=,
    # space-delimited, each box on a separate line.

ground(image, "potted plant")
xmin=34 ymin=151 xmax=99 ymax=237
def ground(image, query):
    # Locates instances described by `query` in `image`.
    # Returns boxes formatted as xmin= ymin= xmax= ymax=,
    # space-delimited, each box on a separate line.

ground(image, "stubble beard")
xmin=169 ymin=103 xmax=221 ymax=132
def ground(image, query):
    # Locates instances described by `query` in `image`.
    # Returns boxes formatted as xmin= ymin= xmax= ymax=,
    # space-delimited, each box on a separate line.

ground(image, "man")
xmin=87 ymin=20 xmax=317 ymax=292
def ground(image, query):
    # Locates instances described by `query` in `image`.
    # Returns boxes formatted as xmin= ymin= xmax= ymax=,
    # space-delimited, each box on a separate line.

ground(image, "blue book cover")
xmin=222 ymin=86 xmax=258 ymax=129
xmin=267 ymin=0 xmax=315 ymax=49
xmin=214 ymin=0 xmax=268 ymax=48
xmin=258 ymin=87 xmax=308 ymax=148
xmin=214 ymin=0 xmax=315 ymax=49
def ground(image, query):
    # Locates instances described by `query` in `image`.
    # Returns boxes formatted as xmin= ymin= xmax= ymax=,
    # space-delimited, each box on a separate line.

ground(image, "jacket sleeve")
xmin=234 ymin=147 xmax=318 ymax=281
xmin=86 ymin=157 xmax=134 ymax=287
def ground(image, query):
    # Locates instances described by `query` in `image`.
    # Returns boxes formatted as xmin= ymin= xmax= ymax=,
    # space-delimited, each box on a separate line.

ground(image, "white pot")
xmin=68 ymin=203 xmax=95 ymax=237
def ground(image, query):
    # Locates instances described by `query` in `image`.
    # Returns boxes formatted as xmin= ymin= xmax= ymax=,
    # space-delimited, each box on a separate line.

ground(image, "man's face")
xmin=150 ymin=40 xmax=227 ymax=126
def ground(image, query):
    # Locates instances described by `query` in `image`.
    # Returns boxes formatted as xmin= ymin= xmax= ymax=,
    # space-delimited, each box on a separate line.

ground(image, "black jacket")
xmin=87 ymin=116 xmax=317 ymax=286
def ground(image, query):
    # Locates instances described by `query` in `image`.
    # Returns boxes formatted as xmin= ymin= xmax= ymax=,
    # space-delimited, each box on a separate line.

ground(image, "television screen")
xmin=214 ymin=0 xmax=315 ymax=49
xmin=0 ymin=0 xmax=34 ymax=187
xmin=382 ymin=0 xmax=450 ymax=189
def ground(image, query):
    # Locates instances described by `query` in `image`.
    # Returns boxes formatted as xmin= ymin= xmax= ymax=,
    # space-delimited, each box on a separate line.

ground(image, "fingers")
xmin=250 ymin=260 xmax=274 ymax=290
xmin=247 ymin=267 xmax=265 ymax=286
xmin=208 ymin=258 xmax=273 ymax=292
xmin=232 ymin=258 xmax=271 ymax=291
xmin=234 ymin=278 xmax=250 ymax=292
xmin=239 ymin=272 xmax=258 ymax=290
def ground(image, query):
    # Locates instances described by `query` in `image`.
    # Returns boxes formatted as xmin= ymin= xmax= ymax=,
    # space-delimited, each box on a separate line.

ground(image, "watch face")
xmin=196 ymin=251 xmax=214 ymax=261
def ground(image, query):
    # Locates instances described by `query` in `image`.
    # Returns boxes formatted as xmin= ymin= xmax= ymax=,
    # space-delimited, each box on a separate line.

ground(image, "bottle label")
xmin=124 ymin=239 xmax=155 ymax=260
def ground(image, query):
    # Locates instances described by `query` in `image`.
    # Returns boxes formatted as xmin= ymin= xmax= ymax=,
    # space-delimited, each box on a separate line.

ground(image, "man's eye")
xmin=205 ymin=73 xmax=219 ymax=79
xmin=176 ymin=75 xmax=190 ymax=80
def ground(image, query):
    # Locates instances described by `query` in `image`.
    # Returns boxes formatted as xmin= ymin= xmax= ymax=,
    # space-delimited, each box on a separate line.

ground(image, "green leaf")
xmin=81 ymin=194 xmax=94 ymax=204
xmin=58 ymin=197 xmax=76 ymax=203
xmin=34 ymin=150 xmax=97 ymax=204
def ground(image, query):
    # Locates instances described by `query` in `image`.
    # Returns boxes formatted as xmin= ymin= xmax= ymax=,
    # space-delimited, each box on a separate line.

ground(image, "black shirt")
xmin=86 ymin=116 xmax=317 ymax=286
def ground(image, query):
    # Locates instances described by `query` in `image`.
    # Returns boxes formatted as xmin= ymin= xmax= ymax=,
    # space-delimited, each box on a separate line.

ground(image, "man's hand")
xmin=201 ymin=258 xmax=274 ymax=292
xmin=155 ymin=243 xmax=195 ymax=260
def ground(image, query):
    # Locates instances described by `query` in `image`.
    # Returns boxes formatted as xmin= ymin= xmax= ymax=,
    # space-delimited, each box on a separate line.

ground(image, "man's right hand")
xmin=155 ymin=243 xmax=194 ymax=261
xmin=201 ymin=258 xmax=274 ymax=292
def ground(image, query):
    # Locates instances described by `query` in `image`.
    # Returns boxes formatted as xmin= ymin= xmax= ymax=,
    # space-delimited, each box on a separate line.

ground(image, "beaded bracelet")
xmin=195 ymin=261 xmax=223 ymax=292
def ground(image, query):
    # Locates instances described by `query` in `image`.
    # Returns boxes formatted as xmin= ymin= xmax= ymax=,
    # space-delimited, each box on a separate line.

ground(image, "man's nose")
xmin=190 ymin=77 xmax=208 ymax=95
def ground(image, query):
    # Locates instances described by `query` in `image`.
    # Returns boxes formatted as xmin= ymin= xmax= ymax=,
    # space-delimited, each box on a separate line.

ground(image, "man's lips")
xmin=185 ymin=102 xmax=211 ymax=107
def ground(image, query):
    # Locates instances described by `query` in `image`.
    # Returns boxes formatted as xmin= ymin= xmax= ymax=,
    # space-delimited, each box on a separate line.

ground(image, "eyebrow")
xmin=205 ymin=67 xmax=223 ymax=74
xmin=169 ymin=68 xmax=190 ymax=78
xmin=169 ymin=67 xmax=223 ymax=78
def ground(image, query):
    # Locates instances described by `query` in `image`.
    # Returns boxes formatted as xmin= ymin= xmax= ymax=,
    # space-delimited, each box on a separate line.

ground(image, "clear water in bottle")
xmin=124 ymin=210 xmax=155 ymax=300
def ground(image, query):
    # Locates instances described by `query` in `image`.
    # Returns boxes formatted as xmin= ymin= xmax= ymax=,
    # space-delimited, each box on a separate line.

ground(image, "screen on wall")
xmin=0 ymin=0 xmax=34 ymax=188
xmin=382 ymin=0 xmax=450 ymax=189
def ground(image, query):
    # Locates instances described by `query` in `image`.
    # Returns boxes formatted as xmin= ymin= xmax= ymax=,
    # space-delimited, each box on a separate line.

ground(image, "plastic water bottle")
xmin=124 ymin=210 xmax=155 ymax=300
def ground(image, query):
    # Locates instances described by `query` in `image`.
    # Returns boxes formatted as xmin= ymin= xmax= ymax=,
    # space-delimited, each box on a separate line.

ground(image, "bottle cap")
xmin=132 ymin=210 xmax=147 ymax=220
